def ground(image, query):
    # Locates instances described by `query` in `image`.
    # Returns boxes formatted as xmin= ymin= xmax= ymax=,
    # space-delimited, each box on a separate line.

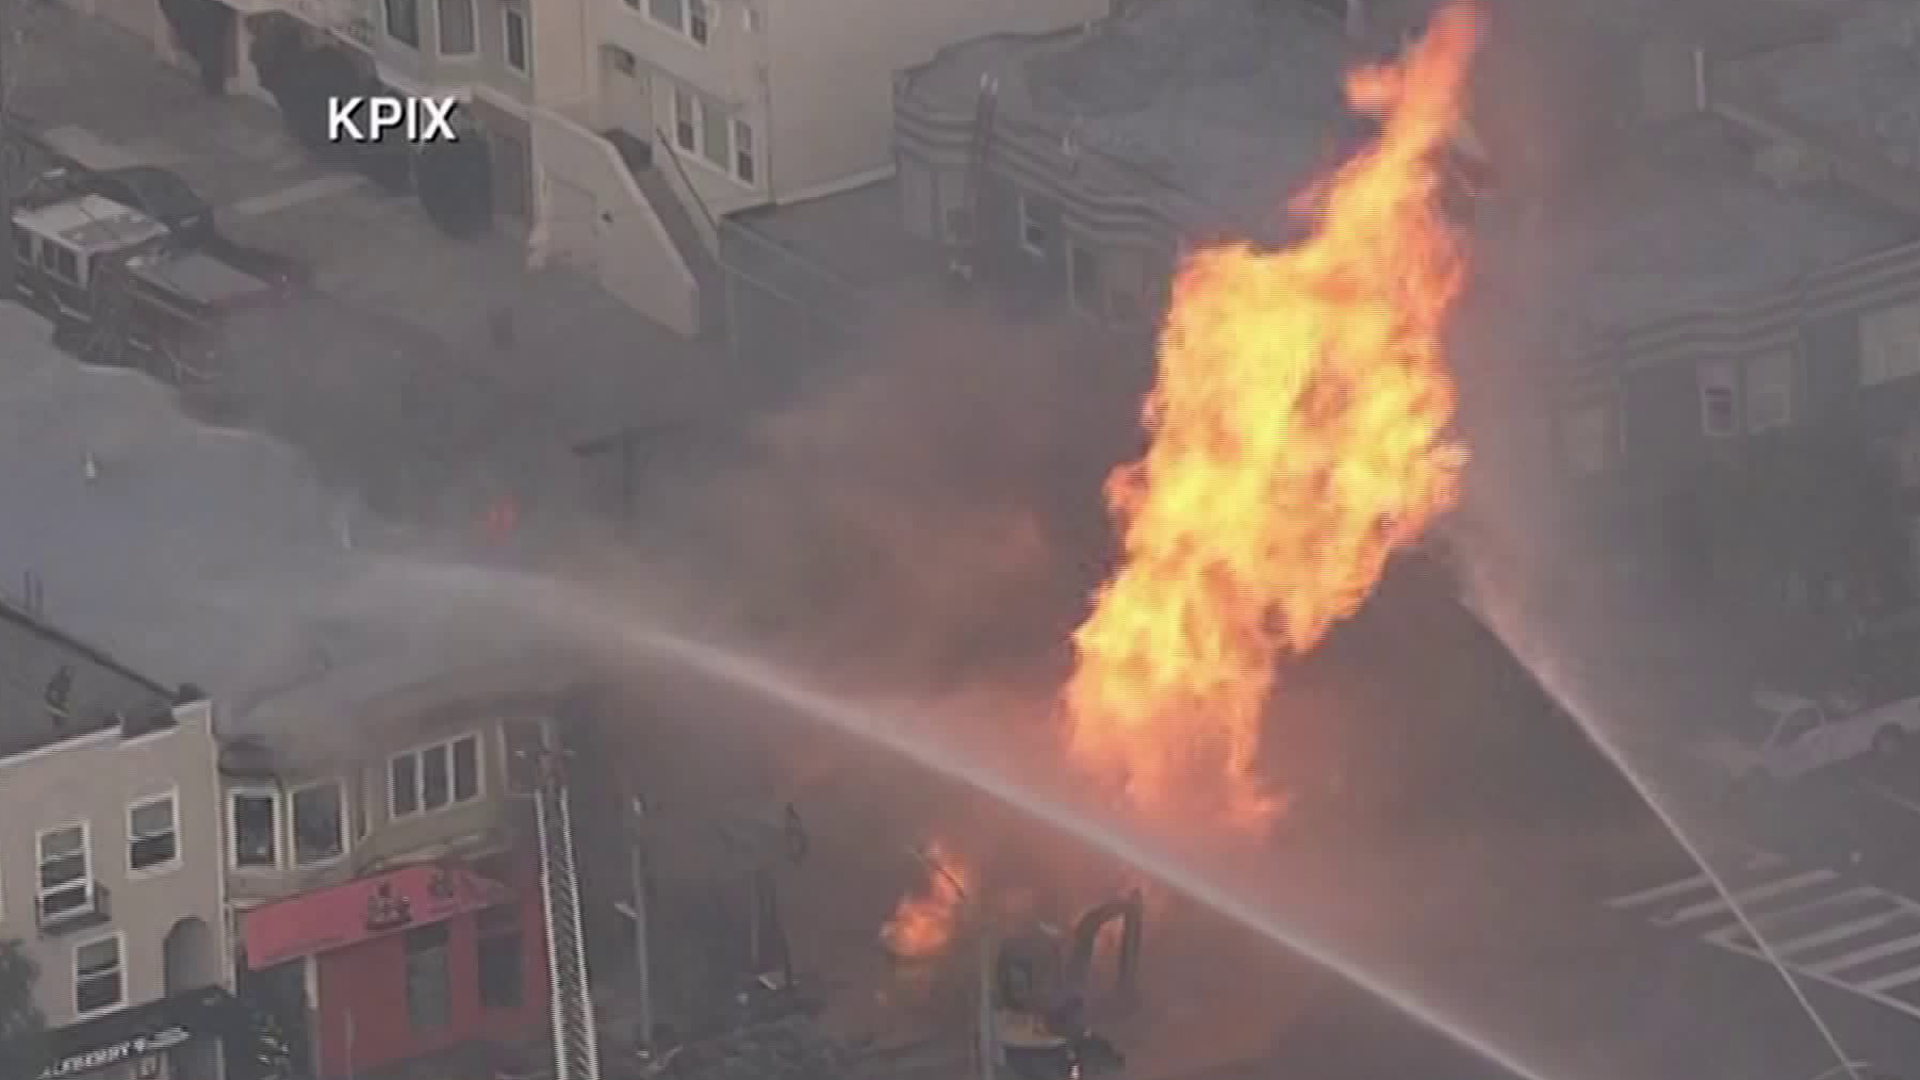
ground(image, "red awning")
xmin=243 ymin=859 xmax=513 ymax=970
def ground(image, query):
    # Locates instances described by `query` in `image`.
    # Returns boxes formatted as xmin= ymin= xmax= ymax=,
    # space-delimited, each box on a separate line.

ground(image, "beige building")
xmin=0 ymin=605 xmax=232 ymax=1080
xmin=528 ymin=0 xmax=1118 ymax=336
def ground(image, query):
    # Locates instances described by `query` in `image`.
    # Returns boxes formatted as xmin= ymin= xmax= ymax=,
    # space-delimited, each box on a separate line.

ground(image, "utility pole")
xmin=626 ymin=789 xmax=656 ymax=1053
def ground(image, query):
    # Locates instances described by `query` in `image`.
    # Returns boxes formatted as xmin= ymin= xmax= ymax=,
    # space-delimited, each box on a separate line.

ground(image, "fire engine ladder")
xmin=950 ymin=72 xmax=1000 ymax=279
xmin=534 ymin=744 xmax=600 ymax=1080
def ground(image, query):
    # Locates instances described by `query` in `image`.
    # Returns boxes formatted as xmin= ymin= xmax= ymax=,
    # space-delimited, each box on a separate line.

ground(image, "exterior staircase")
xmin=601 ymin=128 xmax=725 ymax=338
xmin=533 ymin=738 xmax=600 ymax=1080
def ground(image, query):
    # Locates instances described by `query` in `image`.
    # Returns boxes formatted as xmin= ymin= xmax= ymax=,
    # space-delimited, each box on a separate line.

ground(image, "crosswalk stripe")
xmin=1604 ymin=874 xmax=1712 ymax=910
xmin=1856 ymin=965 xmax=1920 ymax=994
xmin=1653 ymin=869 xmax=1839 ymax=926
xmin=1808 ymin=930 xmax=1920 ymax=976
xmin=1771 ymin=907 xmax=1920 ymax=959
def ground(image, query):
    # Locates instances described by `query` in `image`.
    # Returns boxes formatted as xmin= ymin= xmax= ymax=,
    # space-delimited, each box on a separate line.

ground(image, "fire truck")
xmin=9 ymin=189 xmax=284 ymax=385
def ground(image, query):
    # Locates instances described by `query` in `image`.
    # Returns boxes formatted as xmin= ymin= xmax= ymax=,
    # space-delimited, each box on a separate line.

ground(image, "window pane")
xmin=452 ymin=737 xmax=479 ymax=802
xmin=477 ymin=908 xmax=523 ymax=1009
xmin=436 ymin=0 xmax=474 ymax=54
xmin=233 ymin=795 xmax=277 ymax=867
xmin=41 ymin=827 xmax=82 ymax=860
xmin=648 ymin=0 xmax=683 ymax=29
xmin=505 ymin=10 xmax=528 ymax=71
xmin=293 ymin=784 xmax=345 ymax=865
xmin=386 ymin=0 xmax=420 ymax=46
xmin=673 ymin=90 xmax=696 ymax=152
xmin=391 ymin=754 xmax=419 ymax=816
xmin=131 ymin=798 xmax=178 ymax=870
xmin=75 ymin=939 xmax=122 ymax=1014
xmin=701 ymin=100 xmax=727 ymax=167
xmin=422 ymin=744 xmax=452 ymax=810
xmin=688 ymin=0 xmax=709 ymax=42
xmin=733 ymin=120 xmax=755 ymax=183
xmin=404 ymin=926 xmax=451 ymax=1030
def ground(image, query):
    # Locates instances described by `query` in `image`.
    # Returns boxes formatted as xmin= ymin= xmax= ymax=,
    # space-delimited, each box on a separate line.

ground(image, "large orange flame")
xmin=880 ymin=841 xmax=973 ymax=962
xmin=1063 ymin=5 xmax=1483 ymax=830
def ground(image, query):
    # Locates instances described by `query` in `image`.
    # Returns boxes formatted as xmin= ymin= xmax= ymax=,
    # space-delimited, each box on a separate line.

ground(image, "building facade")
xmin=218 ymin=682 xmax=561 ymax=1080
xmin=0 ymin=605 xmax=235 ymax=1080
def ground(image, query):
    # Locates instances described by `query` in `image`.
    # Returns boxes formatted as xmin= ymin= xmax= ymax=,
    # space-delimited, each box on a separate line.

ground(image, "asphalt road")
xmin=1143 ymin=589 xmax=1920 ymax=1080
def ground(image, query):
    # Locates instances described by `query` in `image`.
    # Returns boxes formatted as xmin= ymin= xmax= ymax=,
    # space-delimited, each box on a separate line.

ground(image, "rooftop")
xmin=16 ymin=193 xmax=168 ymax=252
xmin=1735 ymin=1 xmax=1920 ymax=171
xmin=902 ymin=0 xmax=1370 ymax=233
xmin=1527 ymin=117 xmax=1916 ymax=334
xmin=0 ymin=304 xmax=562 ymax=768
xmin=0 ymin=600 xmax=175 ymax=763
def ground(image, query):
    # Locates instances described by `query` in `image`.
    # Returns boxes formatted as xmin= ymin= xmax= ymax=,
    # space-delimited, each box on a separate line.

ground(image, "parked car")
xmin=85 ymin=165 xmax=215 ymax=242
xmin=1694 ymin=688 xmax=1920 ymax=788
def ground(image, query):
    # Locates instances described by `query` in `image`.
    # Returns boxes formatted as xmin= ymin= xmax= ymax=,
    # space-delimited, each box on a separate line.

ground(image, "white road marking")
xmin=1810 ymin=930 xmax=1920 ymax=976
xmin=1604 ymin=874 xmax=1713 ymax=910
xmin=1771 ymin=907 xmax=1920 ymax=959
xmin=1653 ymin=869 xmax=1840 ymax=926
xmin=225 ymin=173 xmax=367 ymax=219
xmin=1857 ymin=965 xmax=1920 ymax=994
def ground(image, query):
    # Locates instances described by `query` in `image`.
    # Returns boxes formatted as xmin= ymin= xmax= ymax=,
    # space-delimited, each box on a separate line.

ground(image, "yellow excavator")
xmin=990 ymin=891 xmax=1141 ymax=1080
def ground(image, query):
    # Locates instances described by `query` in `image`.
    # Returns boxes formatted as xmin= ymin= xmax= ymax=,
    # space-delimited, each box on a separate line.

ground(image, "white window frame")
xmin=73 ymin=932 xmax=125 ymax=1018
xmin=228 ymin=788 xmax=282 ymax=871
xmin=290 ymin=780 xmax=350 ymax=867
xmin=1862 ymin=301 xmax=1920 ymax=387
xmin=435 ymin=0 xmax=477 ymax=57
xmin=667 ymin=85 xmax=754 ymax=187
xmin=730 ymin=117 xmax=756 ymax=185
xmin=37 ymin=822 xmax=92 ymax=920
xmin=1017 ymin=195 xmax=1047 ymax=258
xmin=1698 ymin=359 xmax=1738 ymax=438
xmin=1744 ymin=351 xmax=1794 ymax=433
xmin=389 ymin=734 xmax=485 ymax=820
xmin=502 ymin=6 xmax=530 ymax=75
xmin=642 ymin=0 xmax=709 ymax=44
xmin=127 ymin=791 xmax=181 ymax=877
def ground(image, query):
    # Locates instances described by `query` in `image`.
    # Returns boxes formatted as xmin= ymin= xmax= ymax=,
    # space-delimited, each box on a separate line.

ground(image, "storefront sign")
xmin=245 ymin=860 xmax=510 ymax=969
xmin=39 ymin=1025 xmax=189 ymax=1079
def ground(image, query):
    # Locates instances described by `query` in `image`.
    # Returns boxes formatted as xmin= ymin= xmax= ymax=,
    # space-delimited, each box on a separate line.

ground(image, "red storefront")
xmin=242 ymin=854 xmax=549 ymax=1078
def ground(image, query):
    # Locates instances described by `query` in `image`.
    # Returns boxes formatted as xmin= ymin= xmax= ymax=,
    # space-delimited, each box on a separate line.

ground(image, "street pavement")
xmin=7 ymin=4 xmax=750 ymax=534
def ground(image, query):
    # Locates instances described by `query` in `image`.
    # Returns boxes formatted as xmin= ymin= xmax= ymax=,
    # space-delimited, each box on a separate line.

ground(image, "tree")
xmin=0 ymin=939 xmax=49 ymax=1080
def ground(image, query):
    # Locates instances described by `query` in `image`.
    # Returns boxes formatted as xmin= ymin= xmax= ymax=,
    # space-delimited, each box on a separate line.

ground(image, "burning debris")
xmin=1061 ymin=2 xmax=1485 ymax=831
xmin=879 ymin=841 xmax=973 ymax=963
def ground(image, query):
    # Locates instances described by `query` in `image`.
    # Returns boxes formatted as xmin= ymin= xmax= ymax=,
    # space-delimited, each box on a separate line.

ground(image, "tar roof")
xmin=0 ymin=305 xmax=560 ymax=765
xmin=1528 ymin=116 xmax=1915 ymax=336
xmin=16 ymin=194 xmax=169 ymax=252
xmin=1736 ymin=1 xmax=1920 ymax=172
xmin=905 ymin=0 xmax=1367 ymax=232
xmin=0 ymin=601 xmax=173 ymax=762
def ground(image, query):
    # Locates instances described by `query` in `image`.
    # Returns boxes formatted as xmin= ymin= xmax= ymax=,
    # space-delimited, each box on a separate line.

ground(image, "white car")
xmin=1695 ymin=688 xmax=1920 ymax=786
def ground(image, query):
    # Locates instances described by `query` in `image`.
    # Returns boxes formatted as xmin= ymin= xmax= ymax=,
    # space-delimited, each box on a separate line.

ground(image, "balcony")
xmin=38 ymin=881 xmax=111 ymax=936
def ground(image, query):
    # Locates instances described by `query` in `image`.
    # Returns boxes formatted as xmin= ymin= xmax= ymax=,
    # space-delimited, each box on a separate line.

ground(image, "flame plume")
xmin=1063 ymin=5 xmax=1484 ymax=830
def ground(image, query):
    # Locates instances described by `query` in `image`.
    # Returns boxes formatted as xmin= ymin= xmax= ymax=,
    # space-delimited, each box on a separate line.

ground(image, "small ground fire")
xmin=1061 ymin=2 xmax=1485 ymax=831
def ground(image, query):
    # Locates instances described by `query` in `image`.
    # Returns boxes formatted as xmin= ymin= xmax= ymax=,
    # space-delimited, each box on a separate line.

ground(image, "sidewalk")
xmin=9 ymin=5 xmax=750 ymax=530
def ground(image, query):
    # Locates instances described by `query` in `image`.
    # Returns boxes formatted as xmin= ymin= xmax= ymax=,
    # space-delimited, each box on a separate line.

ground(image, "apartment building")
xmin=719 ymin=0 xmax=1376 ymax=370
xmin=1546 ymin=0 xmax=1920 ymax=603
xmin=0 ymin=605 xmax=236 ymax=1080
xmin=526 ymin=0 xmax=1114 ymax=336
xmin=217 ymin=662 xmax=575 ymax=1079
